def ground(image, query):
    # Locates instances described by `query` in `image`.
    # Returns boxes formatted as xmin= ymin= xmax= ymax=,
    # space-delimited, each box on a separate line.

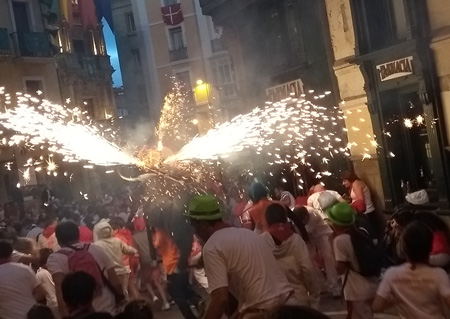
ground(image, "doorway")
xmin=380 ymin=87 xmax=434 ymax=205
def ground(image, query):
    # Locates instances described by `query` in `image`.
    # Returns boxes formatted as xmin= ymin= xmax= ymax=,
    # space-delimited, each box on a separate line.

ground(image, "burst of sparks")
xmin=164 ymin=99 xmax=349 ymax=180
xmin=416 ymin=115 xmax=424 ymax=125
xmin=0 ymin=91 xmax=137 ymax=166
xmin=46 ymin=158 xmax=58 ymax=173
xmin=404 ymin=118 xmax=413 ymax=128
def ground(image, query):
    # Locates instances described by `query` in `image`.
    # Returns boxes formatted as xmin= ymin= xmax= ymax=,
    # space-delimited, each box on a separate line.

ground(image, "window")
xmin=356 ymin=0 xmax=408 ymax=52
xmin=73 ymin=39 xmax=86 ymax=54
xmin=163 ymin=0 xmax=178 ymax=6
xmin=169 ymin=27 xmax=184 ymax=50
xmin=126 ymin=13 xmax=136 ymax=33
xmin=12 ymin=1 xmax=30 ymax=32
xmin=131 ymin=49 xmax=141 ymax=68
xmin=211 ymin=57 xmax=237 ymax=98
xmin=24 ymin=80 xmax=44 ymax=96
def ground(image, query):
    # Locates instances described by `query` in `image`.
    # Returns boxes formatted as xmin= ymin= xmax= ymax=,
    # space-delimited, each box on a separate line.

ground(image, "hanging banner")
xmin=60 ymin=0 xmax=73 ymax=26
xmin=161 ymin=3 xmax=184 ymax=26
xmin=79 ymin=0 xmax=98 ymax=30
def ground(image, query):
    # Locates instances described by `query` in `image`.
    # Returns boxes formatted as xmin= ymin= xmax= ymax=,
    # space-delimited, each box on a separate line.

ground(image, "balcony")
xmin=169 ymin=47 xmax=188 ymax=62
xmin=211 ymin=38 xmax=224 ymax=53
xmin=11 ymin=32 xmax=52 ymax=58
xmin=0 ymin=28 xmax=12 ymax=56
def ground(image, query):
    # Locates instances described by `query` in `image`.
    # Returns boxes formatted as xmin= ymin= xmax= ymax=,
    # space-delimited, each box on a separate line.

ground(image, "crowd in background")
xmin=0 ymin=170 xmax=450 ymax=319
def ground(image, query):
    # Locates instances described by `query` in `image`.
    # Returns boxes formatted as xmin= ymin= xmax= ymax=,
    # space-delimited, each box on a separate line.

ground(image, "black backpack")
xmin=349 ymin=223 xmax=382 ymax=278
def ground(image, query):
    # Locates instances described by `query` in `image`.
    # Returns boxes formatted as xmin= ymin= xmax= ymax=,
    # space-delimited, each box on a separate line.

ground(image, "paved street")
xmin=151 ymin=294 xmax=399 ymax=319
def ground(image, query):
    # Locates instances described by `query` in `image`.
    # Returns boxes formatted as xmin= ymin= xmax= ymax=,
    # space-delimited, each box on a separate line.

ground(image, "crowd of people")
xmin=1 ymin=170 xmax=450 ymax=319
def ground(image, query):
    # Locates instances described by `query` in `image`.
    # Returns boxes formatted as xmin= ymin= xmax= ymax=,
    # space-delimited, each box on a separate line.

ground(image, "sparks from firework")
xmin=164 ymin=99 xmax=349 ymax=181
xmin=21 ymin=167 xmax=31 ymax=184
xmin=0 ymin=90 xmax=137 ymax=166
xmin=155 ymin=79 xmax=195 ymax=151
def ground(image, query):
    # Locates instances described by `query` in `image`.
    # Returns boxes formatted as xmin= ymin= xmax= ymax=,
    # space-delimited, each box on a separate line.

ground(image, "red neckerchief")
xmin=267 ymin=223 xmax=294 ymax=243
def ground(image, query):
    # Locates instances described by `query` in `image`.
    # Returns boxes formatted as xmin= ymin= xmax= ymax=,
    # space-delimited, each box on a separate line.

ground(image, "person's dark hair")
xmin=55 ymin=221 xmax=79 ymax=246
xmin=0 ymin=240 xmax=13 ymax=259
xmin=341 ymin=171 xmax=359 ymax=183
xmin=27 ymin=304 xmax=54 ymax=319
xmin=265 ymin=203 xmax=288 ymax=225
xmin=62 ymin=271 xmax=97 ymax=310
xmin=401 ymin=221 xmax=433 ymax=265
xmin=109 ymin=217 xmax=125 ymax=230
xmin=392 ymin=208 xmax=414 ymax=227
xmin=115 ymin=300 xmax=153 ymax=319
xmin=271 ymin=305 xmax=330 ymax=319
xmin=248 ymin=183 xmax=268 ymax=203
xmin=38 ymin=248 xmax=53 ymax=267
xmin=293 ymin=206 xmax=309 ymax=223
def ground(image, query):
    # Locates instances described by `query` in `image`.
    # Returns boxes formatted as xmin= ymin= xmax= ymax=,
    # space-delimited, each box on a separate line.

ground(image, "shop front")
xmin=359 ymin=45 xmax=450 ymax=211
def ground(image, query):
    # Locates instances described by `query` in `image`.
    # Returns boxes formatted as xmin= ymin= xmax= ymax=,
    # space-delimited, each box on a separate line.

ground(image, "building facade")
xmin=111 ymin=0 xmax=149 ymax=120
xmin=199 ymin=0 xmax=338 ymax=111
xmin=0 ymin=0 xmax=116 ymax=203
xmin=325 ymin=0 xmax=450 ymax=210
xmin=115 ymin=0 xmax=240 ymax=133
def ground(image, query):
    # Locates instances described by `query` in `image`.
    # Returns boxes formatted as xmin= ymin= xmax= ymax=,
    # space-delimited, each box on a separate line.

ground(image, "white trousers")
xmin=309 ymin=234 xmax=339 ymax=291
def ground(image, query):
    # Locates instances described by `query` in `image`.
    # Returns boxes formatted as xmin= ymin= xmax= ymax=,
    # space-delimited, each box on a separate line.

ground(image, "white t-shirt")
xmin=36 ymin=268 xmax=58 ymax=314
xmin=333 ymin=234 xmax=378 ymax=301
xmin=0 ymin=262 xmax=39 ymax=319
xmin=377 ymin=263 xmax=450 ymax=319
xmin=203 ymin=227 xmax=293 ymax=312
xmin=304 ymin=207 xmax=333 ymax=240
xmin=47 ymin=243 xmax=116 ymax=314
xmin=307 ymin=190 xmax=343 ymax=219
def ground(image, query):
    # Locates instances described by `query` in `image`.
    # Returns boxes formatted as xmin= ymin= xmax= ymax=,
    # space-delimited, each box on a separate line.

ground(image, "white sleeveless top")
xmin=351 ymin=183 xmax=375 ymax=214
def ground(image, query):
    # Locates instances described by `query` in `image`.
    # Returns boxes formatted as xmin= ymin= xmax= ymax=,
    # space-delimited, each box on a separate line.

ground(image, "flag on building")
xmin=161 ymin=3 xmax=184 ymax=26
xmin=60 ymin=0 xmax=73 ymax=25
xmin=94 ymin=0 xmax=114 ymax=32
xmin=79 ymin=0 xmax=98 ymax=30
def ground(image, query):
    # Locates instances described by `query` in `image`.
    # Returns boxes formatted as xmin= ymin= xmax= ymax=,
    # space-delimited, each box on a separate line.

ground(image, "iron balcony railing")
xmin=10 ymin=31 xmax=52 ymax=58
xmin=169 ymin=46 xmax=188 ymax=62
xmin=0 ymin=28 xmax=12 ymax=56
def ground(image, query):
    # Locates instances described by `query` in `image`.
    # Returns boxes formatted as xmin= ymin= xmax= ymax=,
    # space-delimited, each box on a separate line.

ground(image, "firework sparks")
xmin=0 ymin=91 xmax=137 ymax=166
xmin=165 ymin=99 xmax=349 ymax=177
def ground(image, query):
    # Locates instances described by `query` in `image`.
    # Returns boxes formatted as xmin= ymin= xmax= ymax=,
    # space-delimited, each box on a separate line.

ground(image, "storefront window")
xmin=380 ymin=89 xmax=435 ymax=205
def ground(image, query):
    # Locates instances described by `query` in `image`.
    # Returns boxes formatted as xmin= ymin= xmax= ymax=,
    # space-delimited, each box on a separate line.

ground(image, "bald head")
xmin=313 ymin=184 xmax=326 ymax=193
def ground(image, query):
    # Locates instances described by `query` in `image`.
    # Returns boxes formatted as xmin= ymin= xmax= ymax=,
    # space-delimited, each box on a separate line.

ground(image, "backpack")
xmin=57 ymin=244 xmax=104 ymax=289
xmin=349 ymin=224 xmax=382 ymax=278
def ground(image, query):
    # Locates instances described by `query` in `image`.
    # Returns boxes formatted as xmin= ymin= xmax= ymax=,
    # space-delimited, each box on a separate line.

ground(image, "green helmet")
xmin=326 ymin=202 xmax=355 ymax=226
xmin=185 ymin=195 xmax=223 ymax=221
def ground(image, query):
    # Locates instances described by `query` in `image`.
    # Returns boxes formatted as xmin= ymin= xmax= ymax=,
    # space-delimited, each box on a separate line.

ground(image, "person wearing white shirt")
xmin=373 ymin=221 xmax=450 ymax=319
xmin=0 ymin=240 xmax=46 ymax=319
xmin=294 ymin=206 xmax=340 ymax=297
xmin=47 ymin=221 xmax=124 ymax=317
xmin=185 ymin=195 xmax=294 ymax=319
xmin=261 ymin=203 xmax=320 ymax=308
xmin=307 ymin=184 xmax=345 ymax=219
